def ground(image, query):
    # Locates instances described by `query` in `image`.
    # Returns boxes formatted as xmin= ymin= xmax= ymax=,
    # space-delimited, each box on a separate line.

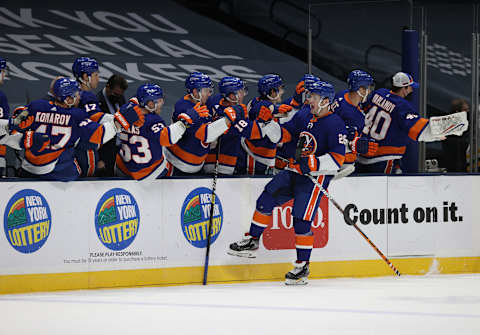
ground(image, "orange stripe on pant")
xmin=303 ymin=175 xmax=325 ymax=221
xmin=247 ymin=155 xmax=255 ymax=175
xmin=295 ymin=234 xmax=314 ymax=249
xmin=384 ymin=160 xmax=394 ymax=174
xmin=252 ymin=210 xmax=271 ymax=228
xmin=87 ymin=150 xmax=95 ymax=176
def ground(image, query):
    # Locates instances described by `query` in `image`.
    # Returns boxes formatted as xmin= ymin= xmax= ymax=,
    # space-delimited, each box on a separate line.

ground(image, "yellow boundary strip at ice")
xmin=1 ymin=256 xmax=479 ymax=294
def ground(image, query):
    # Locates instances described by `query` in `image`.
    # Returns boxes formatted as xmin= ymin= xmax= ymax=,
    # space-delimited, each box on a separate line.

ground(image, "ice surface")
xmin=1 ymin=274 xmax=479 ymax=334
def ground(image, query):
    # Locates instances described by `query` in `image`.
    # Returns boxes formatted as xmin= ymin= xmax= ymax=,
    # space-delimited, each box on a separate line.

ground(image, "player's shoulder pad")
xmin=327 ymin=112 xmax=347 ymax=132
xmin=80 ymin=90 xmax=99 ymax=104
xmin=174 ymin=97 xmax=195 ymax=116
xmin=69 ymin=106 xmax=90 ymax=119
xmin=206 ymin=93 xmax=222 ymax=110
xmin=144 ymin=113 xmax=165 ymax=127
xmin=28 ymin=99 xmax=54 ymax=111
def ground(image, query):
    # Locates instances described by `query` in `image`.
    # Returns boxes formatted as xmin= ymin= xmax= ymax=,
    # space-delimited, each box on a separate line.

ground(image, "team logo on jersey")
xmin=263 ymin=197 xmax=328 ymax=250
xmin=181 ymin=187 xmax=223 ymax=248
xmin=3 ymin=189 xmax=51 ymax=254
xmin=94 ymin=188 xmax=140 ymax=251
xmin=298 ymin=131 xmax=317 ymax=156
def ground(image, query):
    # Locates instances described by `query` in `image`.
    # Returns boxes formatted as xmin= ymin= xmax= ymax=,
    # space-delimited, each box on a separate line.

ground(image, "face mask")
xmin=108 ymin=95 xmax=122 ymax=105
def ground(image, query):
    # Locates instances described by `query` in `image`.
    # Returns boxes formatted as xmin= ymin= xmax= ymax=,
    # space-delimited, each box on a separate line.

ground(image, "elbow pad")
xmin=205 ymin=118 xmax=229 ymax=143
xmin=261 ymin=121 xmax=281 ymax=143
xmin=168 ymin=121 xmax=187 ymax=144
xmin=102 ymin=119 xmax=118 ymax=144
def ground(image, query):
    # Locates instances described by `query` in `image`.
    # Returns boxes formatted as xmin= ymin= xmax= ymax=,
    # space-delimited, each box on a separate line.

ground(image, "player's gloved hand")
xmin=193 ymin=102 xmax=210 ymax=118
xmin=345 ymin=125 xmax=358 ymax=142
xmin=277 ymin=104 xmax=293 ymax=114
xmin=290 ymin=155 xmax=319 ymax=175
xmin=9 ymin=108 xmax=34 ymax=133
xmin=178 ymin=103 xmax=209 ymax=128
xmin=21 ymin=130 xmax=50 ymax=152
xmin=351 ymin=136 xmax=378 ymax=155
xmin=114 ymin=105 xmax=144 ymax=130
xmin=291 ymin=80 xmax=306 ymax=107
xmin=296 ymin=80 xmax=306 ymax=95
xmin=224 ymin=104 xmax=247 ymax=125
xmin=258 ymin=105 xmax=273 ymax=122
xmin=177 ymin=110 xmax=198 ymax=128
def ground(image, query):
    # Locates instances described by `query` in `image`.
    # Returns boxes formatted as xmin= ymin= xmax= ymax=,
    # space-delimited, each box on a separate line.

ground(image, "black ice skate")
xmin=227 ymin=234 xmax=259 ymax=258
xmin=285 ymin=261 xmax=310 ymax=285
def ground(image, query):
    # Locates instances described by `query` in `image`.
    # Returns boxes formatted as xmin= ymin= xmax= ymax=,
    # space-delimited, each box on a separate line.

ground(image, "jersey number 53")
xmin=119 ymin=133 xmax=152 ymax=164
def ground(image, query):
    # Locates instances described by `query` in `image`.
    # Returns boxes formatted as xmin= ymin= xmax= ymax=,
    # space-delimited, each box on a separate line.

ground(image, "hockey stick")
xmin=295 ymin=136 xmax=400 ymax=276
xmin=306 ymin=174 xmax=401 ymax=277
xmin=203 ymin=138 xmax=221 ymax=285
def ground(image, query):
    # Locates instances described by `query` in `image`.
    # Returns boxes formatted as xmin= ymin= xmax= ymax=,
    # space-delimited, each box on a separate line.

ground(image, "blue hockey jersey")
xmin=203 ymin=94 xmax=263 ymax=174
xmin=164 ymin=96 xmax=212 ymax=173
xmin=116 ymin=102 xmax=174 ymax=180
xmin=20 ymin=99 xmax=107 ymax=181
xmin=282 ymin=111 xmax=347 ymax=173
xmin=358 ymin=88 xmax=428 ymax=164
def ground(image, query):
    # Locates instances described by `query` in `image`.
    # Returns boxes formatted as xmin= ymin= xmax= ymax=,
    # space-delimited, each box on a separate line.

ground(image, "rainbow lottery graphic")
xmin=4 ymin=189 xmax=52 ymax=254
xmin=181 ymin=187 xmax=223 ymax=248
xmin=95 ymin=188 xmax=140 ymax=251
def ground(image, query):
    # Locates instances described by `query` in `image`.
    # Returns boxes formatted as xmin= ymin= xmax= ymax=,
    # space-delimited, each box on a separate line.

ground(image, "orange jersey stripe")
xmin=0 ymin=145 xmax=6 ymax=156
xmin=89 ymin=126 xmax=104 ymax=145
xmin=195 ymin=123 xmax=208 ymax=142
xmin=245 ymin=139 xmax=276 ymax=159
xmin=89 ymin=112 xmax=104 ymax=123
xmin=295 ymin=234 xmax=314 ymax=247
xmin=280 ymin=127 xmax=292 ymax=143
xmin=168 ymin=144 xmax=207 ymax=165
xmin=205 ymin=153 xmax=216 ymax=164
xmin=25 ymin=148 xmax=65 ymax=165
xmin=329 ymin=152 xmax=345 ymax=167
xmin=345 ymin=152 xmax=357 ymax=163
xmin=408 ymin=118 xmax=429 ymax=141
xmin=250 ymin=122 xmax=262 ymax=140
xmin=205 ymin=153 xmax=237 ymax=166
xmin=159 ymin=127 xmax=173 ymax=146
xmin=374 ymin=146 xmax=406 ymax=156
xmin=116 ymin=154 xmax=163 ymax=180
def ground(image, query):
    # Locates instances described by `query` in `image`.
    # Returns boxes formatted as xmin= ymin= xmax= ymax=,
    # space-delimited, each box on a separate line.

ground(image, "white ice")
xmin=1 ymin=274 xmax=479 ymax=335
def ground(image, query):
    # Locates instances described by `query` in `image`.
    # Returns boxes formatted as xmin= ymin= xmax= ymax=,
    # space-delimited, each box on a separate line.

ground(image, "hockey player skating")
xmin=274 ymin=74 xmax=321 ymax=172
xmin=357 ymin=72 xmax=468 ymax=173
xmin=228 ymin=81 xmax=347 ymax=285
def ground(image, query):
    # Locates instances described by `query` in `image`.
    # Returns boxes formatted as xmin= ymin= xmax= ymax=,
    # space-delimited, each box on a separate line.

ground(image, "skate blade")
xmin=227 ymin=249 xmax=256 ymax=258
xmin=285 ymin=277 xmax=308 ymax=285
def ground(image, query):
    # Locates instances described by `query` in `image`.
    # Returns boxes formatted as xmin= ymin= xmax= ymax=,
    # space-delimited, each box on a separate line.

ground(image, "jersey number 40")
xmin=363 ymin=106 xmax=391 ymax=141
